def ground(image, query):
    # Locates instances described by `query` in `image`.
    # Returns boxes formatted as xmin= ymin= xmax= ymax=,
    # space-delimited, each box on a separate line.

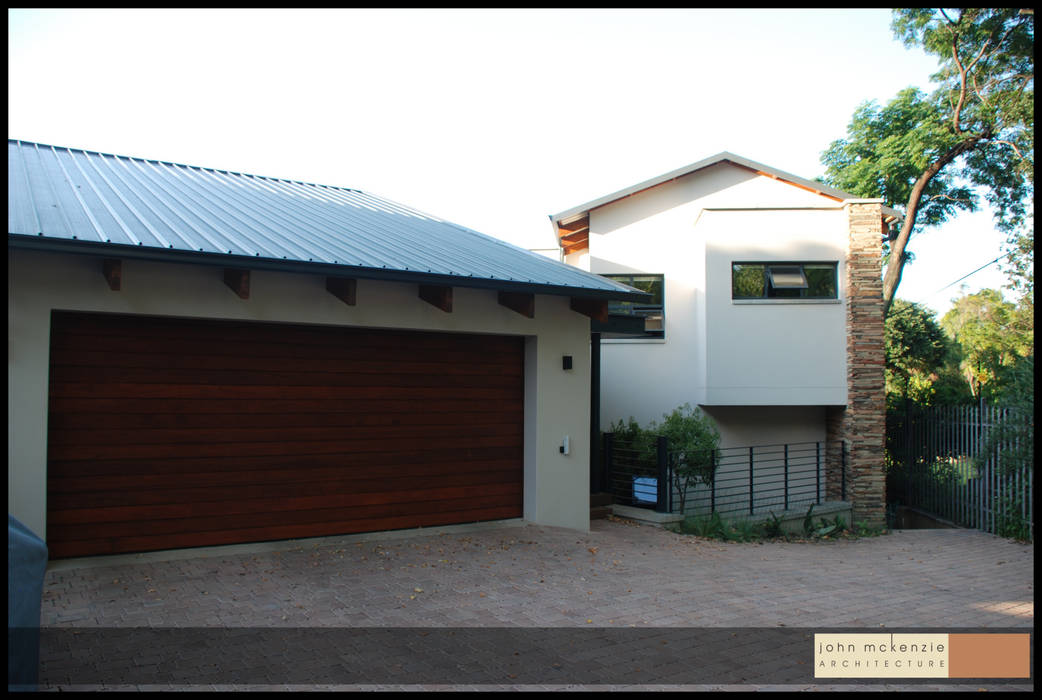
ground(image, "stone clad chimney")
xmin=826 ymin=200 xmax=887 ymax=527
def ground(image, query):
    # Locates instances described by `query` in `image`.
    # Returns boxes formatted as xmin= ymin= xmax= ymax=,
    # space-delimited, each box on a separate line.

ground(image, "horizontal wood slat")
xmin=49 ymin=463 xmax=523 ymax=507
xmin=48 ymin=446 xmax=522 ymax=477
xmin=49 ymin=483 xmax=524 ymax=532
xmin=49 ymin=506 xmax=524 ymax=559
xmin=47 ymin=311 xmax=524 ymax=558
xmin=48 ymin=397 xmax=523 ymax=416
xmin=49 ymin=348 xmax=522 ymax=376
xmin=48 ymin=423 xmax=522 ymax=449
xmin=49 ymin=366 xmax=520 ymax=389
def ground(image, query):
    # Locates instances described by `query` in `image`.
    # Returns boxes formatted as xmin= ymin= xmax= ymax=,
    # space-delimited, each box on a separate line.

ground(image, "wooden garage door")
xmin=46 ymin=311 xmax=524 ymax=558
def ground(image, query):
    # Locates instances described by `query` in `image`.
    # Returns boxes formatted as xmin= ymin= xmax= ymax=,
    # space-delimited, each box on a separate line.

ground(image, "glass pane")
xmin=732 ymin=264 xmax=765 ymax=298
xmin=767 ymin=265 xmax=808 ymax=289
xmin=604 ymin=275 xmax=663 ymax=314
xmin=804 ymin=264 xmax=837 ymax=298
xmin=628 ymin=276 xmax=664 ymax=305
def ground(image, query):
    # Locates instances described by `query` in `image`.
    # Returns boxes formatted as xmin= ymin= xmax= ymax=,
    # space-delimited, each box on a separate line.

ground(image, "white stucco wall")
xmin=700 ymin=208 xmax=847 ymax=406
xmin=581 ymin=162 xmax=848 ymax=444
xmin=8 ymin=248 xmax=594 ymax=539
xmin=701 ymin=405 xmax=827 ymax=448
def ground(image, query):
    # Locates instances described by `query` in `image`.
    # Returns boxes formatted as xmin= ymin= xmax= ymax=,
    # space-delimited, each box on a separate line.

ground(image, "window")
xmin=602 ymin=273 xmax=664 ymax=338
xmin=732 ymin=262 xmax=838 ymax=300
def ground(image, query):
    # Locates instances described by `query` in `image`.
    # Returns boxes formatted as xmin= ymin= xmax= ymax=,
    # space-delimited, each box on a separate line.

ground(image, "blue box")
xmin=632 ymin=477 xmax=657 ymax=505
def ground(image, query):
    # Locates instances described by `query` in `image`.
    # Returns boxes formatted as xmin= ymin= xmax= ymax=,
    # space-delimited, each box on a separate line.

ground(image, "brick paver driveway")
xmin=37 ymin=519 xmax=1033 ymax=690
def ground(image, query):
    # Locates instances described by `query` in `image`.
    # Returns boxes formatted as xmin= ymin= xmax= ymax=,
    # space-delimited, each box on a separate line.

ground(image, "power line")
xmin=922 ymin=254 xmax=1006 ymax=299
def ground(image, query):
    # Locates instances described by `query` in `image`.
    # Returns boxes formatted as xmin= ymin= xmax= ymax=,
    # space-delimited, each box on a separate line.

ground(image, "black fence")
xmin=886 ymin=401 xmax=1033 ymax=539
xmin=602 ymin=433 xmax=847 ymax=518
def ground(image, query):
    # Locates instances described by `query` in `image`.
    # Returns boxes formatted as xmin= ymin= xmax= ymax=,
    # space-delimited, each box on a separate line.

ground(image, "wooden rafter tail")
xmin=102 ymin=259 xmax=122 ymax=291
xmin=498 ymin=291 xmax=535 ymax=318
xmin=559 ymin=230 xmax=589 ymax=245
xmin=419 ymin=284 xmax=452 ymax=312
xmin=223 ymin=268 xmax=250 ymax=299
xmin=562 ymin=239 xmax=589 ymax=255
xmin=570 ymin=297 xmax=608 ymax=322
xmin=326 ymin=276 xmax=357 ymax=306
xmin=557 ymin=215 xmax=589 ymax=233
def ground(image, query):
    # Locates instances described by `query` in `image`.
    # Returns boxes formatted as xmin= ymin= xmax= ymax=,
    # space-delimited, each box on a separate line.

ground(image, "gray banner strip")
xmin=29 ymin=627 xmax=1032 ymax=686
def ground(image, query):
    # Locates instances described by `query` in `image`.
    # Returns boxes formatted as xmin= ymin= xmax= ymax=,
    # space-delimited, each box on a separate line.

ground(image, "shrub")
xmin=609 ymin=404 xmax=720 ymax=513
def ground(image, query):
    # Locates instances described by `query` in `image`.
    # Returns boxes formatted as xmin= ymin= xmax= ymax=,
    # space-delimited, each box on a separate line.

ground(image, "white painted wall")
xmin=578 ymin=162 xmax=848 ymax=448
xmin=8 ymin=249 xmax=594 ymax=539
xmin=701 ymin=208 xmax=847 ymax=406
xmin=702 ymin=406 xmax=827 ymax=448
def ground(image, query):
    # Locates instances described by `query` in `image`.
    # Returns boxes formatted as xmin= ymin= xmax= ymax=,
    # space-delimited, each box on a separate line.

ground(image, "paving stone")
xmin=37 ymin=521 xmax=1033 ymax=690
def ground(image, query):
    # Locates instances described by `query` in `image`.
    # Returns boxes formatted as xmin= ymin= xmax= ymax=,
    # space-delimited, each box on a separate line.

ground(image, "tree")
xmin=822 ymin=8 xmax=1034 ymax=315
xmin=941 ymin=288 xmax=1033 ymax=400
xmin=884 ymin=298 xmax=968 ymax=406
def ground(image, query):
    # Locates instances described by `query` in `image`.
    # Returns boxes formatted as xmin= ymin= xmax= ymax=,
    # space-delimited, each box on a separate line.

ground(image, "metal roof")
xmin=8 ymin=139 xmax=647 ymax=301
xmin=550 ymin=151 xmax=903 ymax=226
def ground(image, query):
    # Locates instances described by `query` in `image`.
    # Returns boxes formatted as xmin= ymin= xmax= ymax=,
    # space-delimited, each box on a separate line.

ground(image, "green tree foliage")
xmin=822 ymin=8 xmax=1034 ymax=315
xmin=1003 ymin=223 xmax=1034 ymax=296
xmin=885 ymin=298 xmax=970 ymax=406
xmin=941 ymin=288 xmax=1033 ymax=401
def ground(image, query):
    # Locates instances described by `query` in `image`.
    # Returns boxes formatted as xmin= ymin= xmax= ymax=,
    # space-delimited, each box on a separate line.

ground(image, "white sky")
xmin=7 ymin=8 xmax=1018 ymax=317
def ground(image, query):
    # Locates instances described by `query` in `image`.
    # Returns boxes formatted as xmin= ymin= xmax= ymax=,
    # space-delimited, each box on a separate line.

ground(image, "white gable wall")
xmin=583 ymin=162 xmax=848 ymax=446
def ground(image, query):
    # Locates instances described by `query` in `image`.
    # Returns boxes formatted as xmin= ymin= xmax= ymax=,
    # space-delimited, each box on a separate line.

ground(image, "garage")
xmin=10 ymin=139 xmax=650 ymax=555
xmin=46 ymin=311 xmax=524 ymax=558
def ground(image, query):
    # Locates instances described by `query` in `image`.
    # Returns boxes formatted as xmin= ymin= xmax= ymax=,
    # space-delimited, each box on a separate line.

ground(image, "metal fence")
xmin=602 ymin=433 xmax=846 ymax=519
xmin=886 ymin=402 xmax=1033 ymax=539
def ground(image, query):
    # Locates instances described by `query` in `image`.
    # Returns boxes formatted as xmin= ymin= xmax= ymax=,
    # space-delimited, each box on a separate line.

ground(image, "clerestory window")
xmin=602 ymin=273 xmax=665 ymax=338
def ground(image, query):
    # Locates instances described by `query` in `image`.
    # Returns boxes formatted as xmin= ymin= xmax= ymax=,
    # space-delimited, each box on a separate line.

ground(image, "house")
xmin=550 ymin=153 xmax=898 ymax=526
xmin=7 ymin=139 xmax=648 ymax=558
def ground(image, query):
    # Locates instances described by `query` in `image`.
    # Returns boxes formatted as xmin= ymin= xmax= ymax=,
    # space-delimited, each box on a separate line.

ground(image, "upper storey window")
xmin=732 ymin=262 xmax=838 ymax=300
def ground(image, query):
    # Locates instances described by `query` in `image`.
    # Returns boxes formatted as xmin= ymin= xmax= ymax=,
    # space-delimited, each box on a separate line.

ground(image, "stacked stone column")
xmin=826 ymin=201 xmax=887 ymax=527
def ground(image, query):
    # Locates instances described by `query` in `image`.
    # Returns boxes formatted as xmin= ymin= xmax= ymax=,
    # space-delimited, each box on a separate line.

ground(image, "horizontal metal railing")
xmin=603 ymin=434 xmax=846 ymax=518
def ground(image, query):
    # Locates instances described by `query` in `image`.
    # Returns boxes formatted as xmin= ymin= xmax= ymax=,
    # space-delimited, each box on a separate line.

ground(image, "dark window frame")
xmin=731 ymin=261 xmax=839 ymax=300
xmin=601 ymin=273 xmax=665 ymax=339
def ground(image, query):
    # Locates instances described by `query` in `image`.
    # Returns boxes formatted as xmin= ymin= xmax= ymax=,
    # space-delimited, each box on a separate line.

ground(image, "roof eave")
xmin=8 ymin=234 xmax=652 ymax=303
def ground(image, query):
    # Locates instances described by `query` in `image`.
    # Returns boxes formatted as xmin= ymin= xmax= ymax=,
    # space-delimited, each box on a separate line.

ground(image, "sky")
xmin=7 ymin=8 xmax=1021 ymax=317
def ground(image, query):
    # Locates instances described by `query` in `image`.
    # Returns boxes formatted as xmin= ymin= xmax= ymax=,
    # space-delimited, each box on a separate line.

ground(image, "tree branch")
xmin=950 ymin=30 xmax=993 ymax=131
xmin=882 ymin=135 xmax=986 ymax=314
xmin=994 ymin=140 xmax=1028 ymax=160
xmin=924 ymin=193 xmax=976 ymax=206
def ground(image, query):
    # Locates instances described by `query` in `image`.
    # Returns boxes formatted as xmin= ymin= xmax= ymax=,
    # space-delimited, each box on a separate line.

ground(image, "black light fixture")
xmin=562 ymin=355 xmax=573 ymax=370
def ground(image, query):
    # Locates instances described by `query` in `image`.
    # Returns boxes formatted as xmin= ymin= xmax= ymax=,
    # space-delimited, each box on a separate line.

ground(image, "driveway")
xmin=36 ymin=518 xmax=1033 ymax=690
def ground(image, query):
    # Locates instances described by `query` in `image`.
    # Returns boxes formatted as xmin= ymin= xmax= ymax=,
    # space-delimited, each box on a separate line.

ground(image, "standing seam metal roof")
xmin=8 ymin=139 xmax=646 ymax=301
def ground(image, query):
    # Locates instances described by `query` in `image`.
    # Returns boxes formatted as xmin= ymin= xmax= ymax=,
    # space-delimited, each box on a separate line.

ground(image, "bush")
xmin=609 ymin=404 xmax=720 ymax=513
